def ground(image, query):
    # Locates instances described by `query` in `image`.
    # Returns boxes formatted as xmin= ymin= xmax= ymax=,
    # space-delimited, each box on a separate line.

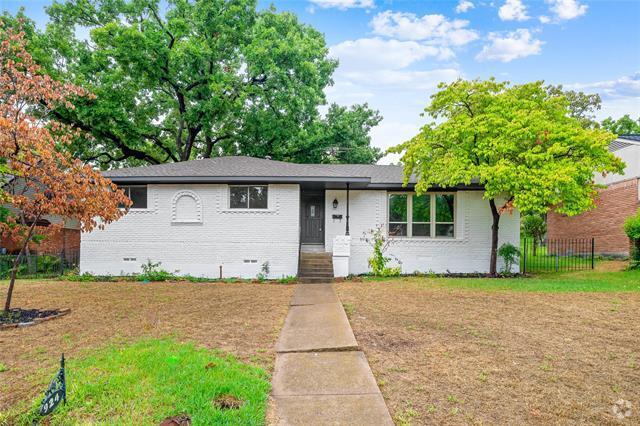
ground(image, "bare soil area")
xmin=0 ymin=280 xmax=293 ymax=410
xmin=336 ymin=280 xmax=640 ymax=425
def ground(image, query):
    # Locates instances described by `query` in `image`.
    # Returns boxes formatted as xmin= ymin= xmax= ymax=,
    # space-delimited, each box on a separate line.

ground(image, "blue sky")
xmin=3 ymin=0 xmax=639 ymax=162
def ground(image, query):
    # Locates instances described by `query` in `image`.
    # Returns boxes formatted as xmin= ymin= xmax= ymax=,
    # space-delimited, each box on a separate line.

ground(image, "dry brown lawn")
xmin=336 ymin=279 xmax=640 ymax=425
xmin=0 ymin=280 xmax=293 ymax=411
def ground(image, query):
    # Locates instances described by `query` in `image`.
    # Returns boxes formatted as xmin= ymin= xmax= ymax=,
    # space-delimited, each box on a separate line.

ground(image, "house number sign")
xmin=39 ymin=353 xmax=67 ymax=415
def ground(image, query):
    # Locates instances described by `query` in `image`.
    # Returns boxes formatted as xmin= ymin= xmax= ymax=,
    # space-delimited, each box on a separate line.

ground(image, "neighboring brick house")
xmin=547 ymin=135 xmax=640 ymax=257
xmin=1 ymin=178 xmax=81 ymax=260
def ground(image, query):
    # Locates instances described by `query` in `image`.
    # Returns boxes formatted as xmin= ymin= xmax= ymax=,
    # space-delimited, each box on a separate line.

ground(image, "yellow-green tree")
xmin=391 ymin=79 xmax=624 ymax=275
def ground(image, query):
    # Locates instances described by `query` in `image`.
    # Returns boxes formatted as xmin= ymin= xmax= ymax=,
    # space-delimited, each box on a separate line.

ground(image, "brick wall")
xmin=325 ymin=190 xmax=520 ymax=274
xmin=1 ymin=227 xmax=80 ymax=257
xmin=81 ymin=184 xmax=300 ymax=278
xmin=547 ymin=178 xmax=639 ymax=256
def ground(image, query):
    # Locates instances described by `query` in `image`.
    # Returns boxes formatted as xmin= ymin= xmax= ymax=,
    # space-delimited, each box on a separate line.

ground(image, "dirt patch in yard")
xmin=336 ymin=280 xmax=640 ymax=425
xmin=0 ymin=280 xmax=293 ymax=410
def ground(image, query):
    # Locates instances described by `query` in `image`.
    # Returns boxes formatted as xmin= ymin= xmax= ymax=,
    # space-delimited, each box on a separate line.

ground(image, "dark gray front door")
xmin=301 ymin=195 xmax=324 ymax=244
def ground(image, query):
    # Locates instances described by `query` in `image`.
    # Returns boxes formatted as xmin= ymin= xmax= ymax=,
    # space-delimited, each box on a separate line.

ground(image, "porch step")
xmin=299 ymin=251 xmax=334 ymax=283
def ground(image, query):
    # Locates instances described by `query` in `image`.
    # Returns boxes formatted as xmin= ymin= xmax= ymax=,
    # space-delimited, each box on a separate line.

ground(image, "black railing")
xmin=521 ymin=238 xmax=594 ymax=273
xmin=0 ymin=251 xmax=79 ymax=279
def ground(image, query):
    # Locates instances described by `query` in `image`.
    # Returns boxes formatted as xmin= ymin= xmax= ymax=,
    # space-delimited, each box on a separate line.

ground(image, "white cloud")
xmin=498 ymin=0 xmax=530 ymax=21
xmin=539 ymin=15 xmax=551 ymax=24
xmin=370 ymin=10 xmax=479 ymax=46
xmin=455 ymin=1 xmax=475 ymax=13
xmin=546 ymin=0 xmax=588 ymax=20
xmin=476 ymin=29 xmax=543 ymax=62
xmin=566 ymin=73 xmax=640 ymax=100
xmin=308 ymin=0 xmax=374 ymax=10
xmin=564 ymin=73 xmax=640 ymax=120
xmin=329 ymin=38 xmax=454 ymax=72
xmin=338 ymin=68 xmax=461 ymax=90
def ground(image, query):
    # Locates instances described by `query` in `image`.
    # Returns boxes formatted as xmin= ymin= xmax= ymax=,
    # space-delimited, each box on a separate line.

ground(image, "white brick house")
xmin=81 ymin=156 xmax=519 ymax=278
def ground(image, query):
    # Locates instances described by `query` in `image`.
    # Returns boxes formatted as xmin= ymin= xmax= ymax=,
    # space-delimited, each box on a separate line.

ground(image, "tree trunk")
xmin=3 ymin=219 xmax=39 ymax=312
xmin=489 ymin=199 xmax=500 ymax=276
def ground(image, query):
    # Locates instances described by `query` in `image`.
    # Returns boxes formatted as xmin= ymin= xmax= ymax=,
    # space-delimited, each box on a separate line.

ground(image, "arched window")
xmin=171 ymin=191 xmax=202 ymax=223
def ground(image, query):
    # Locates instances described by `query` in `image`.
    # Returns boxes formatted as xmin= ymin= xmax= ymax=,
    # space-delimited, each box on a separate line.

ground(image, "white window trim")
xmin=388 ymin=192 xmax=456 ymax=239
xmin=228 ymin=184 xmax=269 ymax=210
xmin=119 ymin=184 xmax=150 ymax=211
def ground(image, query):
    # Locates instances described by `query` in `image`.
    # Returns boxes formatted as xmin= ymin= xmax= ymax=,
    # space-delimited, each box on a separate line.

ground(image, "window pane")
xmin=435 ymin=194 xmax=454 ymax=222
xmin=128 ymin=186 xmax=147 ymax=209
xmin=436 ymin=224 xmax=455 ymax=237
xmin=230 ymin=187 xmax=248 ymax=209
xmin=412 ymin=195 xmax=430 ymax=222
xmin=412 ymin=223 xmax=430 ymax=237
xmin=388 ymin=194 xmax=407 ymax=222
xmin=389 ymin=223 xmax=407 ymax=237
xmin=249 ymin=186 xmax=268 ymax=209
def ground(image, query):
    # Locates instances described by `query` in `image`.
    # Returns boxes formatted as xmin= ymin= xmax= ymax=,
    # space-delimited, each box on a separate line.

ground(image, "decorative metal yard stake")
xmin=39 ymin=353 xmax=66 ymax=416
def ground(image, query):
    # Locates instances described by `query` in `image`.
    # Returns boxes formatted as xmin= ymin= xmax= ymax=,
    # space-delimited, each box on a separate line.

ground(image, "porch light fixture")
xmin=333 ymin=198 xmax=339 ymax=209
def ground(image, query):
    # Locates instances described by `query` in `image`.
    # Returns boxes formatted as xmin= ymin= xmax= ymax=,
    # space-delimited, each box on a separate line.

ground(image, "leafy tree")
xmin=0 ymin=26 xmax=130 ymax=312
xmin=601 ymin=115 xmax=640 ymax=135
xmin=2 ymin=0 xmax=381 ymax=167
xmin=521 ymin=214 xmax=547 ymax=255
xmin=391 ymin=79 xmax=624 ymax=275
xmin=623 ymin=209 xmax=640 ymax=269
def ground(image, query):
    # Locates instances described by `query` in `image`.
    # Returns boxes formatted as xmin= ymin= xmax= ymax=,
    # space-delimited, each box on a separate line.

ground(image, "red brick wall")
xmin=1 ymin=228 xmax=80 ymax=256
xmin=547 ymin=178 xmax=639 ymax=256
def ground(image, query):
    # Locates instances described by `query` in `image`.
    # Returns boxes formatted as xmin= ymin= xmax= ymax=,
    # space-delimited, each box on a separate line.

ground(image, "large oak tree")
xmin=3 ymin=0 xmax=381 ymax=168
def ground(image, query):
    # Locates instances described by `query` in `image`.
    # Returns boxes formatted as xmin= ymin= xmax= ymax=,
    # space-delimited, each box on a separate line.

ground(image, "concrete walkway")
xmin=270 ymin=283 xmax=393 ymax=425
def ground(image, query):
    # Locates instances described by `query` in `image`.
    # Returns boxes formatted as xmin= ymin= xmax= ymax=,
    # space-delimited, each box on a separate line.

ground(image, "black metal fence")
xmin=0 ymin=251 xmax=79 ymax=279
xmin=521 ymin=238 xmax=594 ymax=273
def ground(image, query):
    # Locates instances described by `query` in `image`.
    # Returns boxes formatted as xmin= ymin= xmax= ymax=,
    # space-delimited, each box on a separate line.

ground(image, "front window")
xmin=229 ymin=185 xmax=268 ymax=209
xmin=388 ymin=193 xmax=455 ymax=238
xmin=388 ymin=194 xmax=408 ymax=236
xmin=119 ymin=185 xmax=147 ymax=209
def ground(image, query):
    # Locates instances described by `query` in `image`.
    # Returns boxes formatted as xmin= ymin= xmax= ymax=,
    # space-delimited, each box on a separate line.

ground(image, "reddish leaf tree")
xmin=1 ymin=25 xmax=131 ymax=312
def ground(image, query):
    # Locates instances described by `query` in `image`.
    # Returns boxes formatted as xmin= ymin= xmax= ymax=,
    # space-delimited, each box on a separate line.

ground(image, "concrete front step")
xmin=299 ymin=278 xmax=333 ymax=284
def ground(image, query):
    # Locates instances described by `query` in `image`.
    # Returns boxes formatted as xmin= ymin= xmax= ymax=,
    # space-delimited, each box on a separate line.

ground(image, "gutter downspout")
xmin=345 ymin=182 xmax=350 ymax=236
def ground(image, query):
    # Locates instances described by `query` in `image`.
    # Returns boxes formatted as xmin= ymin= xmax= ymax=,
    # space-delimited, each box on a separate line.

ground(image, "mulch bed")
xmin=0 ymin=308 xmax=70 ymax=329
xmin=336 ymin=280 xmax=640 ymax=425
xmin=0 ymin=280 xmax=294 ymax=411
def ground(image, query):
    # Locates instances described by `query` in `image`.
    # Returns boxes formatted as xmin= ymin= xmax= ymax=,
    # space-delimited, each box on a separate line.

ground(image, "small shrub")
xmin=362 ymin=225 xmax=401 ymax=276
xmin=0 ymin=363 xmax=7 ymax=372
xmin=498 ymin=243 xmax=520 ymax=273
xmin=63 ymin=271 xmax=98 ymax=282
xmin=277 ymin=275 xmax=297 ymax=284
xmin=137 ymin=260 xmax=177 ymax=282
xmin=624 ymin=209 xmax=640 ymax=269
xmin=256 ymin=261 xmax=270 ymax=281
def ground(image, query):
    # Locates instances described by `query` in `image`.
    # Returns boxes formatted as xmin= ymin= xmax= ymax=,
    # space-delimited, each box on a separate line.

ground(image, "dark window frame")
xmin=229 ymin=185 xmax=269 ymax=210
xmin=119 ymin=185 xmax=148 ymax=209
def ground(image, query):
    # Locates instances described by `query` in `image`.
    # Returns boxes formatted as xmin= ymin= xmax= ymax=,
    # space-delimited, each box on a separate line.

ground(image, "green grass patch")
xmin=363 ymin=270 xmax=640 ymax=293
xmin=3 ymin=338 xmax=271 ymax=425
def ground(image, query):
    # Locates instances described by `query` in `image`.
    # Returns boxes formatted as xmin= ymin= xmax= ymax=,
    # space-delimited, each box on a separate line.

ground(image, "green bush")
xmin=363 ymin=225 xmax=401 ymax=276
xmin=624 ymin=209 xmax=640 ymax=269
xmin=498 ymin=243 xmax=520 ymax=273
xmin=137 ymin=260 xmax=177 ymax=282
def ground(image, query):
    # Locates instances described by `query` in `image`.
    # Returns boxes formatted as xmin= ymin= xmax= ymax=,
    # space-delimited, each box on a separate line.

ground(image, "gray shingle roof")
xmin=103 ymin=156 xmax=418 ymax=185
xmin=610 ymin=135 xmax=640 ymax=152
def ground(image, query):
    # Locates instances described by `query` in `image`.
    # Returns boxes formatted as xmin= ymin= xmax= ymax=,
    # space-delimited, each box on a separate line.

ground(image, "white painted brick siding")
xmin=83 ymin=184 xmax=519 ymax=277
xmin=325 ymin=190 xmax=520 ymax=274
xmin=81 ymin=184 xmax=300 ymax=278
